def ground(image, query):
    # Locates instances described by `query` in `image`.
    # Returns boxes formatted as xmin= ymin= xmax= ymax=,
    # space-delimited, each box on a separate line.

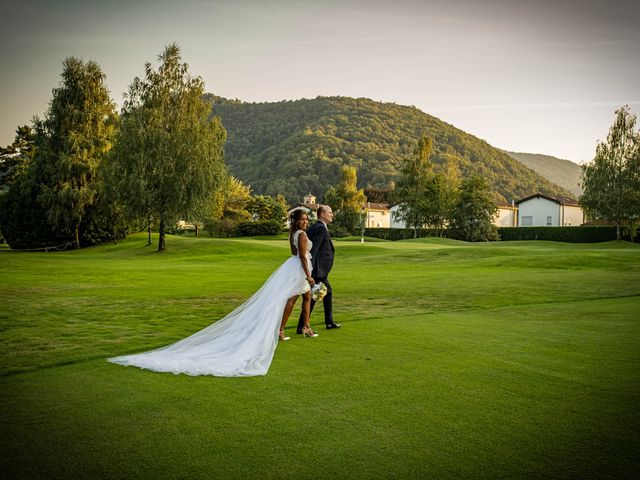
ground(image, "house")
xmin=287 ymin=193 xmax=319 ymax=223
xmin=288 ymin=194 xmax=391 ymax=228
xmin=363 ymin=202 xmax=391 ymax=228
xmin=494 ymin=202 xmax=518 ymax=227
xmin=389 ymin=204 xmax=405 ymax=228
xmin=388 ymin=203 xmax=438 ymax=229
xmin=391 ymin=200 xmax=518 ymax=228
xmin=516 ymin=193 xmax=583 ymax=227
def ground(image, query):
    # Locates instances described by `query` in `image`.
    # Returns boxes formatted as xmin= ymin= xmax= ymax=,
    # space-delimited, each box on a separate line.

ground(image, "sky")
xmin=1 ymin=0 xmax=639 ymax=164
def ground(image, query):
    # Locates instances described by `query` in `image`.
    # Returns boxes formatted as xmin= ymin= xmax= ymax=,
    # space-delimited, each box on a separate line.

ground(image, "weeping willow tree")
xmin=109 ymin=43 xmax=227 ymax=250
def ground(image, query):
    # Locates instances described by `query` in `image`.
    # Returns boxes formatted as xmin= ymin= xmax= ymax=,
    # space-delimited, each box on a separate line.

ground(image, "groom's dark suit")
xmin=297 ymin=220 xmax=335 ymax=331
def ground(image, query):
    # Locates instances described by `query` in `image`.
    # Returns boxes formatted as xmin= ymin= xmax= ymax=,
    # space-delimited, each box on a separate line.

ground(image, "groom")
xmin=297 ymin=205 xmax=341 ymax=333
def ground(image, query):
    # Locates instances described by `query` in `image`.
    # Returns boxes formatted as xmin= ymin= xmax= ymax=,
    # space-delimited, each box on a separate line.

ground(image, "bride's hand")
xmin=307 ymin=277 xmax=315 ymax=287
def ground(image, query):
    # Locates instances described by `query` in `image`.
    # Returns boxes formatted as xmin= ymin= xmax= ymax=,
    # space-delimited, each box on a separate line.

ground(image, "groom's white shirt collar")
xmin=318 ymin=219 xmax=329 ymax=229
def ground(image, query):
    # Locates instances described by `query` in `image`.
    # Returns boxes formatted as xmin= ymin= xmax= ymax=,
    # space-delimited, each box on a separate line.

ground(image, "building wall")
xmin=365 ymin=209 xmax=391 ymax=228
xmin=494 ymin=207 xmax=517 ymax=227
xmin=518 ymin=197 xmax=560 ymax=226
xmin=561 ymin=205 xmax=584 ymax=226
xmin=390 ymin=205 xmax=405 ymax=228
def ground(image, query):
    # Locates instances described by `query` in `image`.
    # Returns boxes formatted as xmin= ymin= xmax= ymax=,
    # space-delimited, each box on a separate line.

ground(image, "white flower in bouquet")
xmin=311 ymin=282 xmax=328 ymax=302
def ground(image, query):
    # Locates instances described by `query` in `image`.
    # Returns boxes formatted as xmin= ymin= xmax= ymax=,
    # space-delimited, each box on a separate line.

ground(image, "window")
xmin=546 ymin=216 xmax=552 ymax=226
xmin=522 ymin=216 xmax=533 ymax=226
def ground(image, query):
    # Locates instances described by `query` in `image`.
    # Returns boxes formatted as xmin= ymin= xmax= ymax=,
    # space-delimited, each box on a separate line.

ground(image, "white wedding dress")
xmin=108 ymin=231 xmax=312 ymax=377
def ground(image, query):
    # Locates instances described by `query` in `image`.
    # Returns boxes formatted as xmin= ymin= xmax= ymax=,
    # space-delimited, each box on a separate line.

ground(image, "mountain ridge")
xmin=503 ymin=150 xmax=583 ymax=197
xmin=206 ymin=94 xmax=573 ymax=204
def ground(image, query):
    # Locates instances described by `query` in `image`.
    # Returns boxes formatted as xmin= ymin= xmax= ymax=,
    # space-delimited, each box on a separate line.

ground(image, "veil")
xmin=108 ymin=232 xmax=311 ymax=376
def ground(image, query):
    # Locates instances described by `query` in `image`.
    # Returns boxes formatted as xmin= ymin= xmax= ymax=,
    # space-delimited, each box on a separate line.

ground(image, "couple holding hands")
xmin=280 ymin=205 xmax=341 ymax=340
xmin=109 ymin=205 xmax=341 ymax=377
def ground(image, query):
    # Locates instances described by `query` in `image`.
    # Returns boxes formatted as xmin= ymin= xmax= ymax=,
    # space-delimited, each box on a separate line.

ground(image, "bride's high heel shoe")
xmin=302 ymin=326 xmax=318 ymax=338
xmin=279 ymin=330 xmax=290 ymax=341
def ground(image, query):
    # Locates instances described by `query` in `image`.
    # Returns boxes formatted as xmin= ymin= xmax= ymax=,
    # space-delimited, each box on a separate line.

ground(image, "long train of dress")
xmin=108 ymin=232 xmax=311 ymax=377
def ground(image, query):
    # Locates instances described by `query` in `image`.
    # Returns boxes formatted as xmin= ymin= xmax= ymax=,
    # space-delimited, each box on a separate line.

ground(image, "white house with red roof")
xmin=516 ymin=193 xmax=583 ymax=227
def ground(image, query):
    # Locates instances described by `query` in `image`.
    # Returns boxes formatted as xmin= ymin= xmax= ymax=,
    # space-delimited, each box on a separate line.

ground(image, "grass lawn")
xmin=1 ymin=234 xmax=639 ymax=479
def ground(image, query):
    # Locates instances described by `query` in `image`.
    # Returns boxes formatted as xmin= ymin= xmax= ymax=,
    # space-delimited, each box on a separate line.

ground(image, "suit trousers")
xmin=297 ymin=276 xmax=333 ymax=330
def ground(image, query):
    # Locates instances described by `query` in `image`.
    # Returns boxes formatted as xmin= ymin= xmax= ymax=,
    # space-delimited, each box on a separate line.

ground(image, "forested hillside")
xmin=504 ymin=150 xmax=583 ymax=197
xmin=207 ymin=95 xmax=571 ymax=203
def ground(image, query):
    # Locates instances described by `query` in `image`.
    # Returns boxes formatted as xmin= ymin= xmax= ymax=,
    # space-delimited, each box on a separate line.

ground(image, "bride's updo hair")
xmin=289 ymin=209 xmax=308 ymax=233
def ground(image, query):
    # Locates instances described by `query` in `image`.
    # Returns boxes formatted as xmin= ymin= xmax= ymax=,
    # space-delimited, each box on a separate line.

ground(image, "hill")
xmin=504 ymin=150 xmax=583 ymax=197
xmin=207 ymin=95 xmax=572 ymax=204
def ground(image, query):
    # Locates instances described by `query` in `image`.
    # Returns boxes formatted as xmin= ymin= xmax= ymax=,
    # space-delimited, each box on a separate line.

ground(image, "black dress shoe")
xmin=326 ymin=323 xmax=341 ymax=329
xmin=296 ymin=329 xmax=304 ymax=335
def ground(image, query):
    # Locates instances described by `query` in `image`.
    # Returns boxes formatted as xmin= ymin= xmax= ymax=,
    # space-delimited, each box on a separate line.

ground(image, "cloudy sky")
xmin=1 ymin=0 xmax=639 ymax=163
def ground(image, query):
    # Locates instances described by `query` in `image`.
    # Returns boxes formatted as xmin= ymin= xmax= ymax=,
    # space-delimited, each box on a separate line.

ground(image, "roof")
xmin=289 ymin=201 xmax=391 ymax=212
xmin=364 ymin=202 xmax=390 ymax=210
xmin=515 ymin=193 xmax=580 ymax=206
xmin=287 ymin=202 xmax=318 ymax=212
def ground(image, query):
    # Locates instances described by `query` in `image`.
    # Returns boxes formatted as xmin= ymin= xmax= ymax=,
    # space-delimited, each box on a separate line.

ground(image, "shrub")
xmin=363 ymin=228 xmax=443 ymax=240
xmin=497 ymin=226 xmax=634 ymax=243
xmin=236 ymin=220 xmax=283 ymax=237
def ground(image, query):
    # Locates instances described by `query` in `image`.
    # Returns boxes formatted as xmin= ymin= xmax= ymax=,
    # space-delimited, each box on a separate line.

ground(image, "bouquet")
xmin=311 ymin=282 xmax=328 ymax=302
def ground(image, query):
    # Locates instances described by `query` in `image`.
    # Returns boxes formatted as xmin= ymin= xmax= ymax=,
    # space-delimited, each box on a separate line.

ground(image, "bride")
xmin=108 ymin=209 xmax=318 ymax=377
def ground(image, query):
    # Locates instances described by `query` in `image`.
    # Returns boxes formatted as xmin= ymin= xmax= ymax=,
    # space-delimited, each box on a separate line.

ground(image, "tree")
xmin=204 ymin=175 xmax=252 ymax=237
xmin=581 ymin=106 xmax=640 ymax=240
xmin=422 ymin=155 xmax=460 ymax=237
xmin=448 ymin=176 xmax=499 ymax=242
xmin=247 ymin=194 xmax=288 ymax=224
xmin=0 ymin=60 xmax=119 ymax=249
xmin=0 ymin=169 xmax=68 ymax=249
xmin=324 ymin=165 xmax=367 ymax=236
xmin=0 ymin=125 xmax=35 ymax=192
xmin=109 ymin=44 xmax=227 ymax=250
xmin=34 ymin=57 xmax=117 ymax=247
xmin=394 ymin=135 xmax=433 ymax=237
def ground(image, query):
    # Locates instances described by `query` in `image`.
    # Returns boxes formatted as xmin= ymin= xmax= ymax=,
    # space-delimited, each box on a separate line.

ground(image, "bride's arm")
xmin=297 ymin=232 xmax=315 ymax=287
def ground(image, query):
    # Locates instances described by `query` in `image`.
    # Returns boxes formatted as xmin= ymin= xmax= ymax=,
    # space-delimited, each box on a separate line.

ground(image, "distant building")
xmin=516 ymin=193 xmax=583 ymax=227
xmin=287 ymin=194 xmax=391 ymax=228
xmin=494 ymin=201 xmax=518 ymax=227
xmin=363 ymin=202 xmax=391 ymax=228
xmin=287 ymin=193 xmax=319 ymax=225
xmin=389 ymin=204 xmax=405 ymax=228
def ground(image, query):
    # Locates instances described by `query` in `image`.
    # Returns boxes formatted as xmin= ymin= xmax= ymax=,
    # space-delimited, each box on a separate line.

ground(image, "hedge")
xmin=362 ymin=226 xmax=637 ymax=243
xmin=236 ymin=220 xmax=283 ymax=237
xmin=363 ymin=228 xmax=444 ymax=241
xmin=497 ymin=226 xmax=636 ymax=243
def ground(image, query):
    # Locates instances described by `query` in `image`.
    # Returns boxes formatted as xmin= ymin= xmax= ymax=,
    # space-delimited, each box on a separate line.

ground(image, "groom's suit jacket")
xmin=307 ymin=220 xmax=334 ymax=279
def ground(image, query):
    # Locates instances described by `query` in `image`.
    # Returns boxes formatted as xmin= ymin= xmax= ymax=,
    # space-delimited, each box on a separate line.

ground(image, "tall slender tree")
xmin=109 ymin=44 xmax=227 ymax=250
xmin=34 ymin=57 xmax=117 ymax=247
xmin=581 ymin=106 xmax=640 ymax=240
xmin=422 ymin=155 xmax=460 ymax=236
xmin=394 ymin=135 xmax=433 ymax=237
xmin=324 ymin=165 xmax=367 ymax=235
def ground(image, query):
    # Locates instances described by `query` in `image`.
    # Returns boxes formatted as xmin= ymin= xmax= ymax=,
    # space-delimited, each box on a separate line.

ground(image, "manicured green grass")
xmin=1 ymin=234 xmax=639 ymax=479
